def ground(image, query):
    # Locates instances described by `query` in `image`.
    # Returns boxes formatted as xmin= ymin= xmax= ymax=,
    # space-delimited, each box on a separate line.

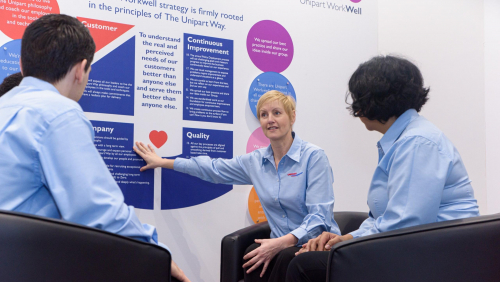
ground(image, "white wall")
xmin=378 ymin=0 xmax=487 ymax=214
xmin=485 ymin=0 xmax=500 ymax=214
xmin=1 ymin=1 xmax=495 ymax=282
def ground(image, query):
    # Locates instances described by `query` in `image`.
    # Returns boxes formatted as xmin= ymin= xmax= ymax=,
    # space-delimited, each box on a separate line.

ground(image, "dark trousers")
xmin=285 ymin=251 xmax=329 ymax=282
xmin=243 ymin=243 xmax=301 ymax=282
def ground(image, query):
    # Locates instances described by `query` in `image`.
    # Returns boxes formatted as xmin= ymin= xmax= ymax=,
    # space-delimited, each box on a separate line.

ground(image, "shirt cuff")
xmin=348 ymin=228 xmax=365 ymax=239
xmin=173 ymin=158 xmax=187 ymax=173
xmin=290 ymin=227 xmax=308 ymax=245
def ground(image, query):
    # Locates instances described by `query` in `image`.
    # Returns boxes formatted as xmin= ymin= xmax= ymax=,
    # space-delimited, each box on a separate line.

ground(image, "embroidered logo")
xmin=287 ymin=172 xmax=303 ymax=177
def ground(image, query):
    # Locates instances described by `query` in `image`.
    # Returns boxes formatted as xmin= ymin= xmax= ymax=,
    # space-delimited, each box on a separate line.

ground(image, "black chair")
xmin=0 ymin=210 xmax=171 ymax=282
xmin=220 ymin=211 xmax=368 ymax=282
xmin=327 ymin=213 xmax=500 ymax=282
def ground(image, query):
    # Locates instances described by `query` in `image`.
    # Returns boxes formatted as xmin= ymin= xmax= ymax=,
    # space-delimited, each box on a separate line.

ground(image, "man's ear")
xmin=74 ymin=59 xmax=88 ymax=83
xmin=19 ymin=58 xmax=23 ymax=75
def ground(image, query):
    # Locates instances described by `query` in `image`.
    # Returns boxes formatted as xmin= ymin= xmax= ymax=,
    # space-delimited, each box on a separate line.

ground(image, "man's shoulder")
xmin=2 ymin=86 xmax=85 ymax=123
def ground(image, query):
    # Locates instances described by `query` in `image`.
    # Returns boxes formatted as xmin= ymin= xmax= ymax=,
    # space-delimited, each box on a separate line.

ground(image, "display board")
xmin=0 ymin=0 xmax=377 ymax=280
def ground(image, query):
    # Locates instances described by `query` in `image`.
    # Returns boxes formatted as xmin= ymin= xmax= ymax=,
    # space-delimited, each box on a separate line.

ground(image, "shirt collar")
xmin=378 ymin=109 xmax=419 ymax=154
xmin=262 ymin=132 xmax=303 ymax=165
xmin=19 ymin=76 xmax=60 ymax=94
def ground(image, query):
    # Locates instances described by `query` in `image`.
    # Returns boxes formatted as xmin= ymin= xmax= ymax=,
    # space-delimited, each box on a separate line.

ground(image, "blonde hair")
xmin=256 ymin=90 xmax=296 ymax=121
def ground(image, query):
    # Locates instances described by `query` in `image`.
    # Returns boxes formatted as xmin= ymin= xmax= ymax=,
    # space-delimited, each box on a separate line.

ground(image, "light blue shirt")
xmin=174 ymin=133 xmax=340 ymax=245
xmin=350 ymin=109 xmax=479 ymax=238
xmin=0 ymin=77 xmax=166 ymax=249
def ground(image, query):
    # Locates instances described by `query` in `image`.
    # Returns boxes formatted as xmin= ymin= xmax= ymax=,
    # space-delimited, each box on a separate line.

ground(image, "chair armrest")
xmin=0 ymin=210 xmax=171 ymax=282
xmin=327 ymin=213 xmax=500 ymax=282
xmin=220 ymin=221 xmax=271 ymax=282
xmin=334 ymin=211 xmax=369 ymax=235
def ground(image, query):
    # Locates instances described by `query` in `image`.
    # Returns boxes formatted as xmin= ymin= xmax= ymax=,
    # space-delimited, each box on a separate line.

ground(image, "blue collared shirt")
xmin=174 ymin=134 xmax=340 ymax=245
xmin=350 ymin=109 xmax=479 ymax=238
xmin=0 ymin=77 xmax=166 ymax=249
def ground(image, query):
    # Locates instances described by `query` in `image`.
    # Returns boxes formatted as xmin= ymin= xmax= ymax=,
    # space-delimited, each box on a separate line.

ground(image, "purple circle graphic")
xmin=247 ymin=20 xmax=294 ymax=73
xmin=350 ymin=0 xmax=361 ymax=2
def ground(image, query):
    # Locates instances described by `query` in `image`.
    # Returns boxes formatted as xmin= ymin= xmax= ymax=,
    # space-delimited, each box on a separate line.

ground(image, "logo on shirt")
xmin=287 ymin=172 xmax=303 ymax=177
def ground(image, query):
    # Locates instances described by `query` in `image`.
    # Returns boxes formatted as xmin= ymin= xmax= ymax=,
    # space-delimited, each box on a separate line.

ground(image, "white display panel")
xmin=0 ymin=0 xmax=378 ymax=280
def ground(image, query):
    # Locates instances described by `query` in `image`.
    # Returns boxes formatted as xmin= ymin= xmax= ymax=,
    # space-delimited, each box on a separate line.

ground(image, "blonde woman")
xmin=134 ymin=90 xmax=340 ymax=282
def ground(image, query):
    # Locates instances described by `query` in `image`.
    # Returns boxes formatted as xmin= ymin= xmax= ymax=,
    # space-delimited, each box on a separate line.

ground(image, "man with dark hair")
xmin=0 ymin=72 xmax=23 ymax=97
xmin=284 ymin=55 xmax=479 ymax=282
xmin=20 ymin=15 xmax=95 ymax=84
xmin=0 ymin=14 xmax=189 ymax=282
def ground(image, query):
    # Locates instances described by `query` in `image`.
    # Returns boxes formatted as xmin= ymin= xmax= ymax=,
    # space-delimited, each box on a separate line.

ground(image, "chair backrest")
xmin=335 ymin=211 xmax=368 ymax=235
xmin=328 ymin=213 xmax=500 ymax=282
xmin=0 ymin=210 xmax=171 ymax=282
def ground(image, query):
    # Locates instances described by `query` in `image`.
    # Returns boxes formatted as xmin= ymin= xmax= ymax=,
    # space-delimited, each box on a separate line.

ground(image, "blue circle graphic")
xmin=248 ymin=72 xmax=296 ymax=119
xmin=0 ymin=39 xmax=22 ymax=81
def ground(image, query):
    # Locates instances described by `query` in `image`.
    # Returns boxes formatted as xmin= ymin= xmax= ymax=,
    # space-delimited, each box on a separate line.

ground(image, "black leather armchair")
xmin=327 ymin=213 xmax=500 ymax=282
xmin=0 ymin=210 xmax=171 ymax=282
xmin=220 ymin=211 xmax=368 ymax=282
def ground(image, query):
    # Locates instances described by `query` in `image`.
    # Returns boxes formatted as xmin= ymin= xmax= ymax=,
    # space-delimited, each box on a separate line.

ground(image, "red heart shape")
xmin=149 ymin=130 xmax=168 ymax=148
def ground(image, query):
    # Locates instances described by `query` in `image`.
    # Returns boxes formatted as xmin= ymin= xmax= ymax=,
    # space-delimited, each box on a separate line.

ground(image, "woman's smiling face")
xmin=259 ymin=99 xmax=295 ymax=142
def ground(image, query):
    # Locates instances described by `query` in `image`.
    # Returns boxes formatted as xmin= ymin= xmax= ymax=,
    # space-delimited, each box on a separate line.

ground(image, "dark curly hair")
xmin=0 ymin=72 xmax=23 ymax=97
xmin=346 ymin=55 xmax=429 ymax=123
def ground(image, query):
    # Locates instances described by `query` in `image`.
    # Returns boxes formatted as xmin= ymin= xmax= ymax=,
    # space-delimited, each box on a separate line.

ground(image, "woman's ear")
xmin=19 ymin=58 xmax=23 ymax=75
xmin=290 ymin=110 xmax=296 ymax=125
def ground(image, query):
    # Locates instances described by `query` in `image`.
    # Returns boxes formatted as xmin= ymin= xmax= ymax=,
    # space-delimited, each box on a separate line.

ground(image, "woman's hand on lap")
xmin=324 ymin=234 xmax=353 ymax=250
xmin=296 ymin=232 xmax=353 ymax=255
xmin=295 ymin=232 xmax=337 ymax=255
xmin=242 ymin=235 xmax=297 ymax=277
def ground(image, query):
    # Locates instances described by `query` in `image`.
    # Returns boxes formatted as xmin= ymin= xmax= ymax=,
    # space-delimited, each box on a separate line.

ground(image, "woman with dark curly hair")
xmin=0 ymin=72 xmax=23 ymax=97
xmin=284 ymin=55 xmax=480 ymax=282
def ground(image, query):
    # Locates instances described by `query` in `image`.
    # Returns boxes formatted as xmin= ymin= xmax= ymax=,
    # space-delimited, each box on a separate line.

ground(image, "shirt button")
xmin=274 ymin=198 xmax=277 ymax=201
xmin=276 ymin=179 xmax=279 ymax=182
xmin=282 ymin=215 xmax=286 ymax=218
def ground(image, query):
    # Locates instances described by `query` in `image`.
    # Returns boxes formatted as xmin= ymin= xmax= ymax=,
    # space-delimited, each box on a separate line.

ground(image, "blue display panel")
xmin=91 ymin=120 xmax=154 ymax=209
xmin=161 ymin=127 xmax=233 ymax=209
xmin=183 ymin=33 xmax=233 ymax=124
xmin=80 ymin=37 xmax=135 ymax=116
xmin=0 ymin=39 xmax=21 ymax=81
xmin=248 ymin=72 xmax=296 ymax=119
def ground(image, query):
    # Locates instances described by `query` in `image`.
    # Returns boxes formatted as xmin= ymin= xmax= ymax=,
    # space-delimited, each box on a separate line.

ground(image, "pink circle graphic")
xmin=246 ymin=20 xmax=294 ymax=73
xmin=351 ymin=0 xmax=362 ymax=2
xmin=246 ymin=127 xmax=270 ymax=154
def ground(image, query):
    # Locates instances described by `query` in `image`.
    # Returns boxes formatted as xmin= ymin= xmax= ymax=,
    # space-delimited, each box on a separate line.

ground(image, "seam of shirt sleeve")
xmin=396 ymin=135 xmax=451 ymax=159
xmin=38 ymin=109 xmax=91 ymax=144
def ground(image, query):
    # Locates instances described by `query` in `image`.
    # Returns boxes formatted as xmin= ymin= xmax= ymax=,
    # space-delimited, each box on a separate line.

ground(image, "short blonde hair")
xmin=256 ymin=90 xmax=296 ymax=121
